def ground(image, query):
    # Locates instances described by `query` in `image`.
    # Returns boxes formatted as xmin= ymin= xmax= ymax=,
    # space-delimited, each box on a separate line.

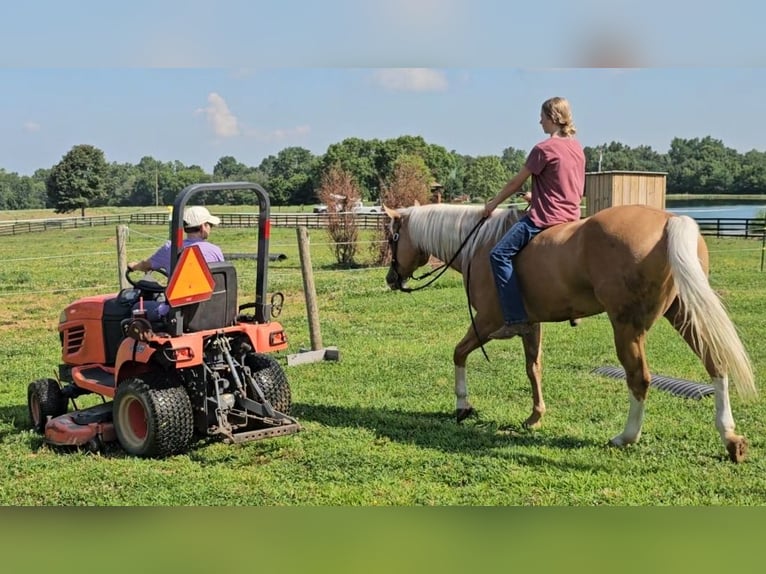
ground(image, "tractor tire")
xmin=113 ymin=377 xmax=193 ymax=458
xmin=244 ymin=353 xmax=292 ymax=415
xmin=28 ymin=378 xmax=68 ymax=433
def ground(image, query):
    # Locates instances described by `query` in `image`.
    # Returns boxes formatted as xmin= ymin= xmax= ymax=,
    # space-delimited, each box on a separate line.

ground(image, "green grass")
xmin=0 ymin=220 xmax=764 ymax=506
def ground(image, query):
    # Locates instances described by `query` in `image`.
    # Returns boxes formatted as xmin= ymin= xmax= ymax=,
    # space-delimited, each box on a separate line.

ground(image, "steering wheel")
xmin=126 ymin=267 xmax=168 ymax=294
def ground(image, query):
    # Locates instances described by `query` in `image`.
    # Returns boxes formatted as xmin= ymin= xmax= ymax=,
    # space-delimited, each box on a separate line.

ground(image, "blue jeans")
xmin=489 ymin=215 xmax=543 ymax=324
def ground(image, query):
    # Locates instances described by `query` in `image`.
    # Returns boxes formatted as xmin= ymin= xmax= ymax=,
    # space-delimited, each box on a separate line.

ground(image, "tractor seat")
xmin=177 ymin=261 xmax=238 ymax=332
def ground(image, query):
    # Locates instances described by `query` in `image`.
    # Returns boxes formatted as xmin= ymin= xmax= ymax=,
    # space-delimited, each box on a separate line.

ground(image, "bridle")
xmin=388 ymin=215 xmax=488 ymax=293
xmin=388 ymin=210 xmax=502 ymax=362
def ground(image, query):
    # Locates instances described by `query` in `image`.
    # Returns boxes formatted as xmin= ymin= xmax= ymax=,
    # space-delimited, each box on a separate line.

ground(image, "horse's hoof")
xmin=455 ymin=407 xmax=475 ymax=423
xmin=726 ymin=436 xmax=748 ymax=463
xmin=522 ymin=419 xmax=542 ymax=430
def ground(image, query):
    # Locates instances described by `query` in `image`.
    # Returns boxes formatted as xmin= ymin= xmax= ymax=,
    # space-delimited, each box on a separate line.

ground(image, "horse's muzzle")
xmin=386 ymin=266 xmax=406 ymax=291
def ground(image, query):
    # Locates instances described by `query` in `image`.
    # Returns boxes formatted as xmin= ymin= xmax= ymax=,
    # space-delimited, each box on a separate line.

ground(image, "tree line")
xmin=2 ymin=134 xmax=765 ymax=215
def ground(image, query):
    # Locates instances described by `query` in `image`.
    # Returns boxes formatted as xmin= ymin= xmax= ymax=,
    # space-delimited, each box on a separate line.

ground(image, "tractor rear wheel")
xmin=244 ymin=353 xmax=292 ymax=415
xmin=113 ymin=377 xmax=193 ymax=458
xmin=28 ymin=378 xmax=68 ymax=433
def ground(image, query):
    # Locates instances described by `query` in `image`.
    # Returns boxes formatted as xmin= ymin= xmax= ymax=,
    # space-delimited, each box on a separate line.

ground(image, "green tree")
xmin=46 ymin=144 xmax=108 ymax=216
xmin=500 ymin=146 xmax=529 ymax=192
xmin=463 ymin=155 xmax=509 ymax=201
xmin=380 ymin=154 xmax=432 ymax=208
xmin=374 ymin=136 xmax=458 ymax=201
xmin=500 ymin=146 xmax=526 ymax=174
xmin=162 ymin=162 xmax=211 ymax=205
xmin=320 ymin=138 xmax=379 ymax=201
xmin=127 ymin=156 xmax=163 ymax=206
xmin=424 ymin=144 xmax=459 ymax=199
xmin=585 ymin=142 xmax=668 ymax=173
xmin=374 ymin=136 xmax=430 ymax=184
xmin=213 ymin=156 xmax=249 ymax=180
xmin=667 ymin=136 xmax=739 ymax=194
xmin=733 ymin=149 xmax=766 ymax=195
xmin=105 ymin=161 xmax=139 ymax=206
xmin=258 ymin=147 xmax=317 ymax=206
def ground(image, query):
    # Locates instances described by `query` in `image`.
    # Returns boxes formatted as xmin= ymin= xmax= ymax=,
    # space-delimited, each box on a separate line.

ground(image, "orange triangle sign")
xmin=165 ymin=245 xmax=215 ymax=307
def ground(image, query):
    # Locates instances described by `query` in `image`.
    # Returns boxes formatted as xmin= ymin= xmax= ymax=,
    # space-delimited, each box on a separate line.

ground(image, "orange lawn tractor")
xmin=27 ymin=182 xmax=300 ymax=457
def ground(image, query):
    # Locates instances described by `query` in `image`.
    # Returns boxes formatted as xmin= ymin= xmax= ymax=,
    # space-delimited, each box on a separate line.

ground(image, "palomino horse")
xmin=383 ymin=203 xmax=757 ymax=462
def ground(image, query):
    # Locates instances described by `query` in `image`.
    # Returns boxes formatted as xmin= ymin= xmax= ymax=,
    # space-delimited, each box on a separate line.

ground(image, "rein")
xmin=390 ymin=215 xmax=487 ymax=293
xmin=390 ymin=207 xmax=523 ymax=363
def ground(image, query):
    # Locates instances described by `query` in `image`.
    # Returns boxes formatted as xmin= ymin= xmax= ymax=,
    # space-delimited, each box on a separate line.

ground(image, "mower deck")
xmin=44 ymin=402 xmax=116 ymax=447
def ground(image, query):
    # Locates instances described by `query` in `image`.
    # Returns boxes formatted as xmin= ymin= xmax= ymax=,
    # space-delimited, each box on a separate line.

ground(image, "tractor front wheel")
xmin=28 ymin=378 xmax=68 ymax=433
xmin=113 ymin=377 xmax=193 ymax=458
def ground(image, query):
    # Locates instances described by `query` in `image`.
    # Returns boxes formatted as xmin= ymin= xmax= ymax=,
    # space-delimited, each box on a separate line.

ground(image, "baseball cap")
xmin=183 ymin=206 xmax=221 ymax=227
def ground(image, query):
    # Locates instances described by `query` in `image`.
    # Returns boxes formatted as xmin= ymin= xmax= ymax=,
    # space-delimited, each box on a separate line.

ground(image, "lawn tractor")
xmin=27 ymin=182 xmax=300 ymax=458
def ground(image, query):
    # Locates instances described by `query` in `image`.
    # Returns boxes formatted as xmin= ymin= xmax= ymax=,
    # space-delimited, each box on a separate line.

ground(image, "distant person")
xmin=127 ymin=205 xmax=225 ymax=320
xmin=482 ymin=96 xmax=586 ymax=339
xmin=128 ymin=205 xmax=224 ymax=274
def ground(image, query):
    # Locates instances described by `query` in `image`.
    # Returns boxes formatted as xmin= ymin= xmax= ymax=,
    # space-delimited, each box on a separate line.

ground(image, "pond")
xmin=665 ymin=199 xmax=766 ymax=220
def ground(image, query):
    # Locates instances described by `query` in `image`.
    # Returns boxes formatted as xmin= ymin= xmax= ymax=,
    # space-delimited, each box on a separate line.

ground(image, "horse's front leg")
xmin=452 ymin=326 xmax=488 ymax=422
xmin=521 ymin=324 xmax=545 ymax=429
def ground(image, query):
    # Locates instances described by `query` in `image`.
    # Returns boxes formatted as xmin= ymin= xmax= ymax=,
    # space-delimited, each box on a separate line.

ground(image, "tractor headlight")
xmin=59 ymin=310 xmax=67 ymax=324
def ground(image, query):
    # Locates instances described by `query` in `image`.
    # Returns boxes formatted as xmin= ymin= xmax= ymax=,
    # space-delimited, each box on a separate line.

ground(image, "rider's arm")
xmin=483 ymin=166 xmax=532 ymax=216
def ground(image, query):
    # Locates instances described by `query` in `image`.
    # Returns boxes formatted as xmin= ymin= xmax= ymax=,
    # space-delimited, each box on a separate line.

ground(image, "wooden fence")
xmin=0 ymin=212 xmax=387 ymax=236
xmin=0 ymin=211 xmax=762 ymax=238
xmin=693 ymin=218 xmax=766 ymax=239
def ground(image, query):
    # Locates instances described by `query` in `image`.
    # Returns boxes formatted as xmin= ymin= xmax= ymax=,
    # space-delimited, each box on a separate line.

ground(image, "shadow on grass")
xmin=0 ymin=404 xmax=31 ymax=433
xmin=2 ymin=402 xmax=607 ymax=470
xmin=293 ymin=402 xmax=606 ymax=469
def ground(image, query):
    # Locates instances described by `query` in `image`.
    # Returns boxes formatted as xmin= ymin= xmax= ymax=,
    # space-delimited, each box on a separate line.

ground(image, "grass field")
xmin=0 ymin=214 xmax=764 ymax=505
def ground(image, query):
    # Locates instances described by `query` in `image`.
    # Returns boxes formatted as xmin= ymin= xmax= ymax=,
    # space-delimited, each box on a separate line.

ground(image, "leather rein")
xmin=388 ymin=215 xmax=488 ymax=293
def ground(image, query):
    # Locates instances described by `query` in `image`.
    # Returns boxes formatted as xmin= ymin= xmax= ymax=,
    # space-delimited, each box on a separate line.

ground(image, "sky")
xmin=1 ymin=1 xmax=764 ymax=176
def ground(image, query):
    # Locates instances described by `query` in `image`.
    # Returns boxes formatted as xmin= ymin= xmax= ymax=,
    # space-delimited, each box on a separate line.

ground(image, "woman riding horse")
xmin=483 ymin=96 xmax=585 ymax=340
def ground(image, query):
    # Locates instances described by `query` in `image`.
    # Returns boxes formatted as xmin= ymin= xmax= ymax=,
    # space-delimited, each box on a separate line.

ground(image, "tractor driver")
xmin=127 ymin=205 xmax=225 ymax=320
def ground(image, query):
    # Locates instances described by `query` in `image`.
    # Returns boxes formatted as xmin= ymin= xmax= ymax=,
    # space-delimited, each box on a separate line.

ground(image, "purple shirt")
xmin=149 ymin=238 xmax=225 ymax=272
xmin=525 ymin=137 xmax=585 ymax=228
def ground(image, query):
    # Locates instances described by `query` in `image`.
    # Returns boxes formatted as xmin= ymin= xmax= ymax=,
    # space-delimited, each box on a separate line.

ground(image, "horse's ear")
xmin=413 ymin=200 xmax=421 ymax=207
xmin=383 ymin=205 xmax=400 ymax=219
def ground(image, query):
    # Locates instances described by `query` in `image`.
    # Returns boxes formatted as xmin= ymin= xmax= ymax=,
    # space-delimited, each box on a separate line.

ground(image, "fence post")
xmin=287 ymin=226 xmax=339 ymax=365
xmin=297 ymin=226 xmax=322 ymax=350
xmin=116 ymin=225 xmax=130 ymax=289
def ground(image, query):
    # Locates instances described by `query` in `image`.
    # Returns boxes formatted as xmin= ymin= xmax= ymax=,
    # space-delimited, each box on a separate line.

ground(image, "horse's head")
xmin=384 ymin=204 xmax=431 ymax=291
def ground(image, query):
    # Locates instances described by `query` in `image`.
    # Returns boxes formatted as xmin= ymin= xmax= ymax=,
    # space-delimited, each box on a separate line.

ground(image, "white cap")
xmin=183 ymin=206 xmax=221 ymax=227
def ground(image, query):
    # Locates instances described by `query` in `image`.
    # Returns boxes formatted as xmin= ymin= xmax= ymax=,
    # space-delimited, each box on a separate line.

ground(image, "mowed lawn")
xmin=0 ymin=214 xmax=764 ymax=505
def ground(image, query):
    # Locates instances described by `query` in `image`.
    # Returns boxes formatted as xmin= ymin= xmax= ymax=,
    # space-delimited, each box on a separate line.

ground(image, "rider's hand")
xmin=522 ymin=191 xmax=532 ymax=203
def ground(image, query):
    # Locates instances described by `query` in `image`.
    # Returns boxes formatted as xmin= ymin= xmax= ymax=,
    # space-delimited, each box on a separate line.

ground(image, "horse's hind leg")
xmin=664 ymin=299 xmax=748 ymax=462
xmin=521 ymin=324 xmax=545 ymax=429
xmin=610 ymin=321 xmax=651 ymax=447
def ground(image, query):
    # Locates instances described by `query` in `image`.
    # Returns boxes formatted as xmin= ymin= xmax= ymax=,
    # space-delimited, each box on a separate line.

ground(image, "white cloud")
xmin=23 ymin=121 xmax=41 ymax=132
xmin=196 ymin=91 xmax=310 ymax=143
xmin=372 ymin=68 xmax=448 ymax=92
xmin=196 ymin=92 xmax=240 ymax=138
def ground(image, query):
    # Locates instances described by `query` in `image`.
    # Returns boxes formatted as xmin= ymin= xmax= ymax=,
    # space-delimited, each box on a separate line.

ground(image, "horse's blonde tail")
xmin=666 ymin=215 xmax=757 ymax=400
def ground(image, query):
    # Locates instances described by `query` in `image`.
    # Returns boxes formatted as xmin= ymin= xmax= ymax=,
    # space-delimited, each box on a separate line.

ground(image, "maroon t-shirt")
xmin=525 ymin=137 xmax=585 ymax=228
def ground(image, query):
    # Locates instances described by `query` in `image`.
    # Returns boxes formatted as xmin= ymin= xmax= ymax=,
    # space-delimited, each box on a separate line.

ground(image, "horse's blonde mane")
xmin=400 ymin=203 xmax=520 ymax=264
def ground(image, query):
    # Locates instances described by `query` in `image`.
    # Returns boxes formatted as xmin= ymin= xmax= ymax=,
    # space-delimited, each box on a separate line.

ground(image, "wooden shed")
xmin=584 ymin=171 xmax=667 ymax=217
